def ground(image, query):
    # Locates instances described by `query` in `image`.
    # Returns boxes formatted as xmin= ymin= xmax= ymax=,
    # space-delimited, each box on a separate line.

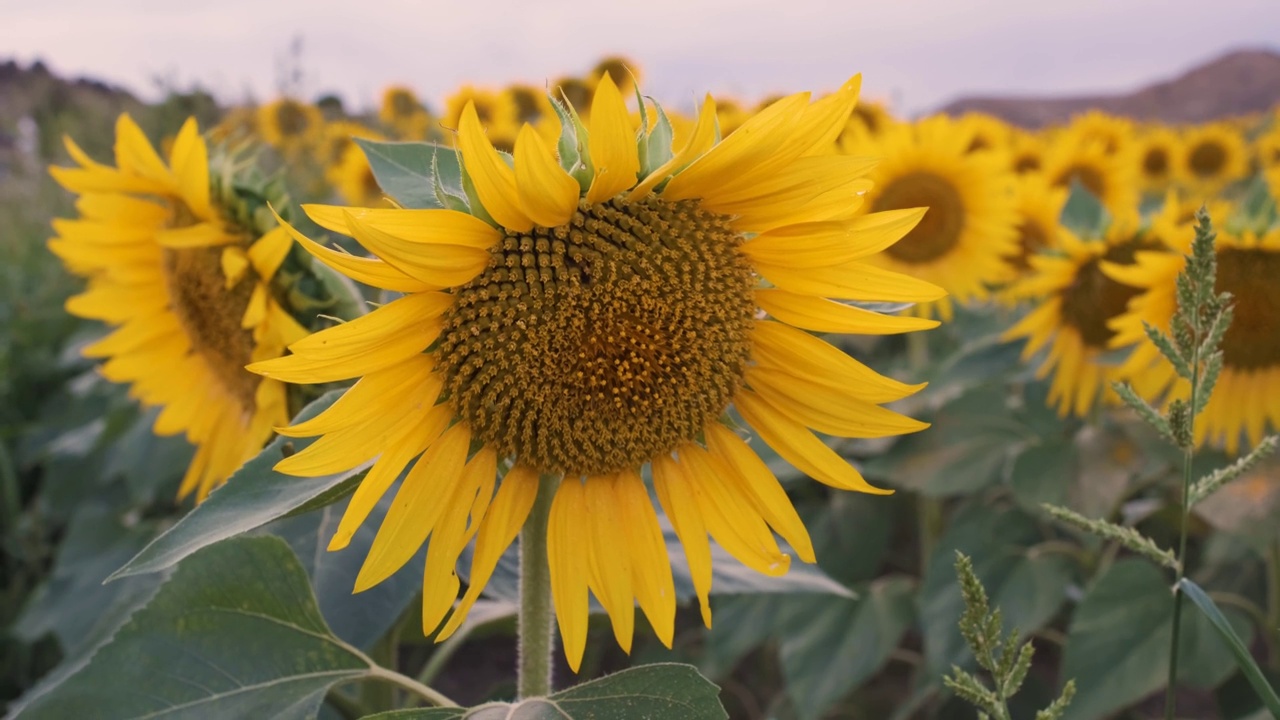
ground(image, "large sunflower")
xmin=49 ymin=115 xmax=307 ymax=501
xmin=1107 ymin=227 xmax=1280 ymax=454
xmin=249 ymin=74 xmax=944 ymax=670
xmin=844 ymin=115 xmax=1018 ymax=320
xmin=1179 ymin=123 xmax=1249 ymax=198
xmin=1003 ymin=216 xmax=1164 ymax=417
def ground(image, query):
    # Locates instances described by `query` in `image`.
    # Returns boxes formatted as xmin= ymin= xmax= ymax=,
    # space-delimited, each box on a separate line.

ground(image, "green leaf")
xmin=1009 ymin=439 xmax=1076 ymax=510
xmin=699 ymin=595 xmax=789 ymax=679
xmin=108 ymin=390 xmax=369 ymax=580
xmin=353 ymin=139 xmax=447 ymax=209
xmin=1060 ymin=559 xmax=1254 ymax=720
xmin=920 ymin=505 xmax=1073 ymax=677
xmin=1180 ymin=578 xmax=1280 ymax=719
xmin=1058 ymin=180 xmax=1109 ymax=236
xmin=17 ymin=536 xmax=378 ymax=720
xmin=777 ymin=576 xmax=916 ymax=720
xmin=363 ymin=664 xmax=727 ymax=719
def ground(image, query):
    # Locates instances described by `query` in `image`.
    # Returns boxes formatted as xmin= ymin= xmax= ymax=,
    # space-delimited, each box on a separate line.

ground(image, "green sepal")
xmin=456 ymin=146 xmax=496 ymax=227
xmin=550 ymin=91 xmax=594 ymax=192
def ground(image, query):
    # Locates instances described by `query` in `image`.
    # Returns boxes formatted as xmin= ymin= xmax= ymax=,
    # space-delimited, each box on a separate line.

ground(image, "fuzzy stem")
xmin=907 ymin=332 xmax=941 ymax=573
xmin=1269 ymin=537 xmax=1280 ymax=671
xmin=1166 ymin=360 xmax=1200 ymax=719
xmin=517 ymin=475 xmax=558 ymax=699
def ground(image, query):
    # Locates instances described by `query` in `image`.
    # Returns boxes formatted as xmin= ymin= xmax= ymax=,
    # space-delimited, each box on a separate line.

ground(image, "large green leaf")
xmin=355 ymin=139 xmax=458 ymax=210
xmin=108 ymin=390 xmax=367 ymax=580
xmin=364 ymin=664 xmax=726 ymax=719
xmin=268 ymin=494 xmax=425 ymax=651
xmin=1061 ymin=559 xmax=1254 ymax=720
xmin=17 ymin=536 xmax=383 ymax=720
xmin=920 ymin=504 xmax=1073 ymax=677
xmin=777 ymin=576 xmax=916 ymax=720
xmin=803 ymin=492 xmax=899 ymax=587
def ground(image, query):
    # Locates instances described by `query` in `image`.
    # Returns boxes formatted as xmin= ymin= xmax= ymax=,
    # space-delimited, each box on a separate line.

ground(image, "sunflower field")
xmin=2 ymin=53 xmax=1280 ymax=720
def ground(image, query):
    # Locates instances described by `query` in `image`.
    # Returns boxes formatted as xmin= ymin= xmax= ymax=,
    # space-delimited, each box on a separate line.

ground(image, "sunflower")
xmin=1042 ymin=128 xmax=1139 ymax=214
xmin=503 ymin=84 xmax=554 ymax=126
xmin=256 ymin=98 xmax=323 ymax=154
xmin=845 ymin=98 xmax=894 ymax=137
xmin=958 ymin=112 xmax=1011 ymax=154
xmin=1179 ymin=123 xmax=1250 ymax=198
xmin=844 ymin=115 xmax=1018 ymax=321
xmin=1133 ymin=126 xmax=1181 ymax=193
xmin=332 ymin=143 xmax=387 ymax=207
xmin=318 ymin=121 xmax=384 ymax=170
xmin=1004 ymin=174 xmax=1068 ymax=274
xmin=249 ymin=74 xmax=944 ymax=670
xmin=443 ymin=87 xmax=518 ymax=151
xmin=1003 ymin=215 xmax=1165 ymax=417
xmin=1107 ymin=227 xmax=1280 ymax=454
xmin=553 ymin=76 xmax=595 ymax=110
xmin=590 ymin=56 xmax=640 ymax=95
xmin=1066 ymin=110 xmax=1134 ymax=157
xmin=1008 ymin=129 xmax=1045 ymax=175
xmin=379 ymin=86 xmax=432 ymax=140
xmin=1254 ymin=124 xmax=1280 ymax=173
xmin=48 ymin=115 xmax=308 ymax=501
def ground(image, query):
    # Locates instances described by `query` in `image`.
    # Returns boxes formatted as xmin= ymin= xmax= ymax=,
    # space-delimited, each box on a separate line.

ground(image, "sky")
xmin=4 ymin=0 xmax=1279 ymax=117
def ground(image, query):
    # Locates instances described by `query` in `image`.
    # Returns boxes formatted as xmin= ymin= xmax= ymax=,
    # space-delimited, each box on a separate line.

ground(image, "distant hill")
xmin=938 ymin=49 xmax=1280 ymax=128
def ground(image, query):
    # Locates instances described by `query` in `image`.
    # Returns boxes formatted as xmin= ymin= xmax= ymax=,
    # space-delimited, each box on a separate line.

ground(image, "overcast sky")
xmin=4 ymin=0 xmax=1278 ymax=116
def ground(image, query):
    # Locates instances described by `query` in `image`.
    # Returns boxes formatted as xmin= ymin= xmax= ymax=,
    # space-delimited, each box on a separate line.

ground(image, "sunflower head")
xmin=957 ymin=112 xmax=1010 ymax=154
xmin=1179 ymin=122 xmax=1249 ymax=198
xmin=331 ymin=143 xmax=387 ymax=208
xmin=1003 ymin=174 xmax=1068 ymax=274
xmin=249 ymin=73 xmax=947 ymax=671
xmin=1133 ymin=125 xmax=1181 ymax=193
xmin=846 ymin=114 xmax=1018 ymax=320
xmin=256 ymin=98 xmax=323 ymax=153
xmin=379 ymin=86 xmax=434 ymax=140
xmin=590 ymin=56 xmax=640 ymax=95
xmin=1042 ymin=126 xmax=1139 ymax=214
xmin=1066 ymin=111 xmax=1134 ymax=157
xmin=1008 ymin=130 xmax=1044 ymax=175
xmin=47 ymin=115 xmax=325 ymax=501
xmin=444 ymin=86 xmax=518 ymax=151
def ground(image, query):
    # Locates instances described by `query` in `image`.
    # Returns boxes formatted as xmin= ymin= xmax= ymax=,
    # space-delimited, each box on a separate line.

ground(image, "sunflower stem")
xmin=517 ymin=474 xmax=558 ymax=699
xmin=1268 ymin=536 xmax=1280 ymax=671
xmin=907 ymin=331 xmax=941 ymax=573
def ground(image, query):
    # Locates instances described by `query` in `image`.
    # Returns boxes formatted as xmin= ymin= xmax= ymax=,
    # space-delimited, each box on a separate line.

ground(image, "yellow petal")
xmin=169 ymin=117 xmax=212 ymax=220
xmin=614 ymin=469 xmax=676 ymax=647
xmin=221 ymin=246 xmax=250 ymax=289
xmin=652 ymin=454 xmax=713 ymax=628
xmin=437 ymin=465 xmax=539 ymax=641
xmin=680 ymin=444 xmax=789 ymax=577
xmin=754 ymin=289 xmax=940 ymax=335
xmin=248 ymin=226 xmax=293 ymax=279
xmin=458 ymin=101 xmax=532 ymax=231
xmin=735 ymin=389 xmax=891 ymax=495
xmin=303 ymin=204 xmax=500 ymax=250
xmin=114 ymin=114 xmax=172 ymax=185
xmin=327 ymin=404 xmax=455 ymax=552
xmin=582 ymin=475 xmax=635 ymax=653
xmin=355 ymin=423 xmax=471 ymax=592
xmin=279 ymin=355 xmax=437 ymax=436
xmin=752 ymin=320 xmax=924 ymax=403
xmin=155 ymin=222 xmax=238 ymax=249
xmin=741 ymin=208 xmax=925 ymax=268
xmin=514 ymin=124 xmax=580 ymax=227
xmin=754 ymin=258 xmax=948 ymax=303
xmin=747 ymin=366 xmax=930 ymax=438
xmin=585 ymin=74 xmax=640 ymax=203
xmin=705 ymin=423 xmax=815 ymax=563
xmin=422 ymin=448 xmax=497 ymax=634
xmin=342 ymin=211 xmax=492 ymax=288
xmin=270 ymin=207 xmax=432 ymax=293
xmin=548 ymin=479 xmax=591 ymax=671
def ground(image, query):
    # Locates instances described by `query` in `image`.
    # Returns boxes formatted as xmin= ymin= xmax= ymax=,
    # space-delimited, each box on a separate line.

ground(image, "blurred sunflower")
xmin=257 ymin=98 xmax=323 ymax=153
xmin=444 ymin=86 xmax=518 ymax=150
xmin=503 ymin=83 xmax=554 ymax=126
xmin=1004 ymin=174 xmax=1068 ymax=273
xmin=554 ymin=76 xmax=595 ymax=110
xmin=1003 ymin=216 xmax=1162 ymax=417
xmin=379 ymin=86 xmax=432 ymax=140
xmin=318 ymin=121 xmax=384 ymax=170
xmin=49 ymin=115 xmax=308 ymax=501
xmin=1254 ymin=124 xmax=1280 ymax=173
xmin=1009 ymin=130 xmax=1044 ymax=175
xmin=1179 ymin=123 xmax=1249 ymax=198
xmin=1107 ymin=227 xmax=1280 ymax=453
xmin=847 ymin=115 xmax=1018 ymax=320
xmin=332 ymin=143 xmax=387 ymax=207
xmin=591 ymin=56 xmax=640 ymax=95
xmin=846 ymin=99 xmax=893 ymax=137
xmin=1066 ymin=110 xmax=1134 ymax=156
xmin=249 ymin=73 xmax=944 ymax=670
xmin=958 ymin=112 xmax=1010 ymax=153
xmin=715 ymin=98 xmax=750 ymax=137
xmin=1133 ymin=126 xmax=1181 ymax=193
xmin=1042 ymin=131 xmax=1138 ymax=213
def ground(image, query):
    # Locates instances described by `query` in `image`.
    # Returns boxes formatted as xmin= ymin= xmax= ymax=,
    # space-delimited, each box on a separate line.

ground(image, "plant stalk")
xmin=1165 ymin=357 xmax=1200 ymax=719
xmin=517 ymin=474 xmax=558 ymax=699
xmin=907 ymin=331 xmax=941 ymax=573
xmin=1269 ymin=536 xmax=1280 ymax=670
